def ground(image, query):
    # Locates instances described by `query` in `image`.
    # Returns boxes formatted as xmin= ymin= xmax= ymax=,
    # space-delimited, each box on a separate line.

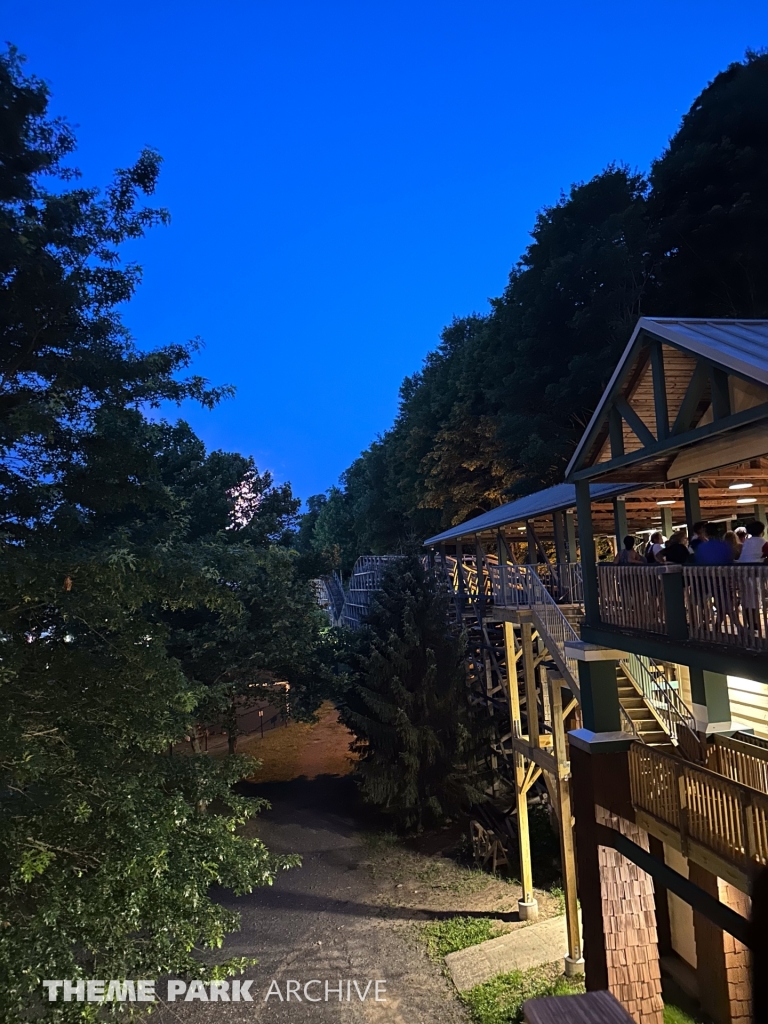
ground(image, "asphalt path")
xmin=150 ymin=776 xmax=469 ymax=1024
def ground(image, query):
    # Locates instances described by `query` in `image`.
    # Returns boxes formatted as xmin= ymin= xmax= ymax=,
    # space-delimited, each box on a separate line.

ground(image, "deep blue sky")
xmin=7 ymin=3 xmax=768 ymax=501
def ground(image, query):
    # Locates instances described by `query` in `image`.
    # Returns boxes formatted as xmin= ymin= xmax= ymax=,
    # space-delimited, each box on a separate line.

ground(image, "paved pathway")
xmin=445 ymin=914 xmax=579 ymax=991
xmin=150 ymin=776 xmax=468 ymax=1024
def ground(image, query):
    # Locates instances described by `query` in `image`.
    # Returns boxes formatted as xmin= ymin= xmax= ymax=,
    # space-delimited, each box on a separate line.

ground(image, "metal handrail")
xmin=521 ymin=566 xmax=581 ymax=691
xmin=621 ymin=652 xmax=698 ymax=748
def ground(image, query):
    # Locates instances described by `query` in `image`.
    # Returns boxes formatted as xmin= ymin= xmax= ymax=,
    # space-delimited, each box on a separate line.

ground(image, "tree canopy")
xmin=300 ymin=51 xmax=768 ymax=567
xmin=0 ymin=48 xmax=329 ymax=1020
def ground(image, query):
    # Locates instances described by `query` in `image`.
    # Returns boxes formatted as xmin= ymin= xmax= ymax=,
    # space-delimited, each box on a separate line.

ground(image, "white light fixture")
xmin=736 ymin=497 xmax=756 ymax=505
xmin=517 ymin=527 xmax=525 ymax=532
xmin=656 ymin=500 xmax=676 ymax=506
xmin=729 ymin=482 xmax=753 ymax=491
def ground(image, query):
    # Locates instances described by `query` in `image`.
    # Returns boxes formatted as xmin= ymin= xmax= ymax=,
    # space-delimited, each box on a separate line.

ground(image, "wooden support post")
xmin=522 ymin=621 xmax=540 ymax=748
xmin=553 ymin=511 xmax=567 ymax=566
xmin=548 ymin=670 xmax=583 ymax=976
xmin=475 ymin=537 xmax=488 ymax=615
xmin=504 ymin=623 xmax=537 ymax=920
xmin=565 ymin=510 xmax=577 ymax=563
xmin=575 ymin=480 xmax=599 ymax=625
xmin=755 ymin=503 xmax=767 ymax=526
xmin=660 ymin=506 xmax=673 ymax=539
xmin=526 ymin=521 xmax=536 ymax=565
xmin=455 ymin=541 xmax=467 ymax=615
xmin=613 ymin=497 xmax=628 ymax=551
xmin=683 ymin=478 xmax=701 ymax=530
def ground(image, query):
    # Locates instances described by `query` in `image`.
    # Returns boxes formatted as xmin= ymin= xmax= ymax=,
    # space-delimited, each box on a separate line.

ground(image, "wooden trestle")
xmin=449 ymin=551 xmax=583 ymax=964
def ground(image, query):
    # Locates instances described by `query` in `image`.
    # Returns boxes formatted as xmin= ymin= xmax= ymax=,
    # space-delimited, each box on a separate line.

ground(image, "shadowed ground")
xmin=149 ymin=773 xmax=469 ymax=1023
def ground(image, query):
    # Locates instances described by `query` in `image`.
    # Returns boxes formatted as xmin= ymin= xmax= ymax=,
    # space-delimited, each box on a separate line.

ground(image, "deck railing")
xmin=708 ymin=733 xmax=768 ymax=795
xmin=629 ymin=742 xmax=768 ymax=873
xmin=597 ymin=563 xmax=768 ymax=653
xmin=596 ymin=565 xmax=667 ymax=633
xmin=684 ymin=564 xmax=768 ymax=651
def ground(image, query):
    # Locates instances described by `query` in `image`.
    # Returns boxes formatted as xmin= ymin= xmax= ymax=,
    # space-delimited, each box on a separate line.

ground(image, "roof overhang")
xmin=423 ymin=482 xmax=642 ymax=546
xmin=565 ymin=318 xmax=768 ymax=484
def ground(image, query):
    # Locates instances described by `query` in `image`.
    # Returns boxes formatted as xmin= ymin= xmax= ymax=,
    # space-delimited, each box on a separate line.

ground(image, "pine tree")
xmin=341 ymin=557 xmax=487 ymax=831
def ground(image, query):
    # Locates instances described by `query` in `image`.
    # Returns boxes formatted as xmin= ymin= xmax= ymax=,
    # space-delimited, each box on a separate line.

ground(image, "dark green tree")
xmin=648 ymin=50 xmax=768 ymax=317
xmin=340 ymin=557 xmax=487 ymax=831
xmin=0 ymin=49 xmax=304 ymax=1020
xmin=301 ymin=52 xmax=768 ymax=562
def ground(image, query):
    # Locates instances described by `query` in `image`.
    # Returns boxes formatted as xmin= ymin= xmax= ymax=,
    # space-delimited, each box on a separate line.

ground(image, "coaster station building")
xmin=420 ymin=319 xmax=768 ymax=1024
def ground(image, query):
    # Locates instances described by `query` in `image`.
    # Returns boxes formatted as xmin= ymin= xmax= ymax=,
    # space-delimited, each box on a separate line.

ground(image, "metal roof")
xmin=566 ymin=317 xmax=768 ymax=480
xmin=423 ymin=482 xmax=641 ymax=546
xmin=636 ymin=318 xmax=768 ymax=385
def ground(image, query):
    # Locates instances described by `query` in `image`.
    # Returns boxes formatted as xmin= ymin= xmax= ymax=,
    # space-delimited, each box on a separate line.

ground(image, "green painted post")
xmin=661 ymin=506 xmax=673 ymax=539
xmin=688 ymin=668 xmax=731 ymax=726
xmin=578 ymin=660 xmax=622 ymax=733
xmin=683 ymin=479 xmax=701 ymax=530
xmin=576 ymin=480 xmax=599 ymax=625
xmin=660 ymin=568 xmax=688 ymax=641
xmin=565 ymin=510 xmax=578 ymax=563
xmin=613 ymin=497 xmax=628 ymax=550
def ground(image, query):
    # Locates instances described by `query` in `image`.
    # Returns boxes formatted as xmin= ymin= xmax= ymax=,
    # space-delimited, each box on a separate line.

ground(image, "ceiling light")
xmin=517 ymin=527 xmax=525 ymax=532
xmin=656 ymin=500 xmax=676 ymax=506
xmin=729 ymin=482 xmax=753 ymax=491
xmin=736 ymin=497 xmax=757 ymax=505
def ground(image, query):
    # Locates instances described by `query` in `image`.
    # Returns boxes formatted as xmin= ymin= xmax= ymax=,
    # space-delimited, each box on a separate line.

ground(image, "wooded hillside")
xmin=301 ymin=52 xmax=768 ymax=570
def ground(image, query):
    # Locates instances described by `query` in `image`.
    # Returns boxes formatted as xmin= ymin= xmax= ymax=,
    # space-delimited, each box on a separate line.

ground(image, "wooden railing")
xmin=629 ymin=742 xmax=768 ymax=873
xmin=708 ymin=732 xmax=768 ymax=795
xmin=597 ymin=563 xmax=768 ymax=653
xmin=596 ymin=565 xmax=667 ymax=634
xmin=684 ymin=564 xmax=768 ymax=652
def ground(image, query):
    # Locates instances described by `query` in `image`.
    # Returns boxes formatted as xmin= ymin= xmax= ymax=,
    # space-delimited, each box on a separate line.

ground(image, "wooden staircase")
xmin=617 ymin=667 xmax=674 ymax=751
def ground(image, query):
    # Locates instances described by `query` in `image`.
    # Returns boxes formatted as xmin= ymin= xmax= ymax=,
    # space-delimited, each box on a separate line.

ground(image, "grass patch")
xmin=460 ymin=962 xmax=584 ymax=1024
xmin=421 ymin=916 xmax=497 ymax=959
xmin=663 ymin=1005 xmax=704 ymax=1024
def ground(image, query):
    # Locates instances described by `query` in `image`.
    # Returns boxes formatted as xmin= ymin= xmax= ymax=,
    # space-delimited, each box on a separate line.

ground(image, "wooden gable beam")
xmin=709 ymin=366 xmax=732 ymax=420
xmin=571 ymin=399 xmax=768 ymax=481
xmin=671 ymin=361 xmax=709 ymax=436
xmin=615 ymin=394 xmax=656 ymax=448
xmin=650 ymin=341 xmax=669 ymax=441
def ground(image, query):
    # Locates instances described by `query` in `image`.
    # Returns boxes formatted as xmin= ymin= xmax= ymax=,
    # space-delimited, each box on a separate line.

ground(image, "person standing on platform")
xmin=662 ymin=531 xmax=690 ymax=565
xmin=694 ymin=523 xmax=733 ymax=565
xmin=614 ymin=536 xmax=643 ymax=565
xmin=689 ymin=521 xmax=708 ymax=555
xmin=645 ymin=531 xmax=664 ymax=563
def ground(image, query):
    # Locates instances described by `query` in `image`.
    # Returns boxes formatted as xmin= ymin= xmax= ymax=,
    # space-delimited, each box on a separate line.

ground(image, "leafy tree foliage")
xmin=302 ymin=52 xmax=768 ymax=566
xmin=340 ymin=557 xmax=488 ymax=831
xmin=0 ymin=48 xmax=325 ymax=1020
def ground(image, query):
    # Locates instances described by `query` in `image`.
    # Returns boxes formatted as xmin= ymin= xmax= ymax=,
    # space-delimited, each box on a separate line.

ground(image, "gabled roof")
xmin=638 ymin=319 xmax=768 ymax=384
xmin=423 ymin=482 xmax=640 ymax=546
xmin=566 ymin=317 xmax=768 ymax=484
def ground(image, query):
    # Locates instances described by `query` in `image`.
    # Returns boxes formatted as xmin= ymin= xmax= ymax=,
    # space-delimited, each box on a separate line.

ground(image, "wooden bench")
xmin=524 ymin=989 xmax=635 ymax=1024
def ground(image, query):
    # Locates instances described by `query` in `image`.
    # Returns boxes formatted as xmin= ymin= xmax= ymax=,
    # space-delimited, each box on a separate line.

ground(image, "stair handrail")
xmin=520 ymin=566 xmax=581 ymax=695
xmin=620 ymin=652 xmax=698 ymax=749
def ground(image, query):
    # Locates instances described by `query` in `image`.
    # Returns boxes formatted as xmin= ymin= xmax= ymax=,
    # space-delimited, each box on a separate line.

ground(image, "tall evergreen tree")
xmin=340 ymin=557 xmax=487 ymax=831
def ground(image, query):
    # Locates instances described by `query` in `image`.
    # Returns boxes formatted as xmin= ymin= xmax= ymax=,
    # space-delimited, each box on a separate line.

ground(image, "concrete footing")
xmin=564 ymin=955 xmax=585 ymax=977
xmin=518 ymin=899 xmax=539 ymax=922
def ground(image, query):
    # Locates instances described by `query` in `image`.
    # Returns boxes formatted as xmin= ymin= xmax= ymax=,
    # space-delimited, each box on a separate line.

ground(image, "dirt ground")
xmin=234 ymin=703 xmax=358 ymax=783
xmin=146 ymin=709 xmax=563 ymax=1023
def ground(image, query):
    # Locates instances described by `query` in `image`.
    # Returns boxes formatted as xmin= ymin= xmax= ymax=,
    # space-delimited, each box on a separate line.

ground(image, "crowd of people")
xmin=614 ymin=520 xmax=768 ymax=567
